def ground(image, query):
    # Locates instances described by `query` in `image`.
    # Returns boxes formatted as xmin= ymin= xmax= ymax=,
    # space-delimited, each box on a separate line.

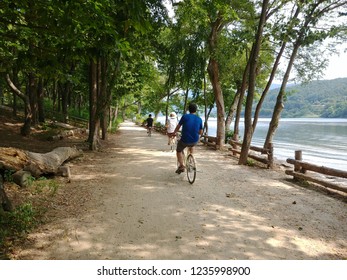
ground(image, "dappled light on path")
xmin=15 ymin=121 xmax=347 ymax=260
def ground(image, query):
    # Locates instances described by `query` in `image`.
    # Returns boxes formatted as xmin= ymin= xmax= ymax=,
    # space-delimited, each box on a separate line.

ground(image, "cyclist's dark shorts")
xmin=176 ymin=139 xmax=197 ymax=152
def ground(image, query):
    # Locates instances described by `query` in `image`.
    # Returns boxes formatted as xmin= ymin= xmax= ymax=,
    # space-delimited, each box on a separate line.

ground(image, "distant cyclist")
xmin=145 ymin=114 xmax=154 ymax=135
xmin=172 ymin=103 xmax=203 ymax=174
xmin=166 ymin=112 xmax=178 ymax=145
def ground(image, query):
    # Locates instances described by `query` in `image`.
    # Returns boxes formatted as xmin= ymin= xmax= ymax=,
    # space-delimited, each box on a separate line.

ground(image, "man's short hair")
xmin=188 ymin=103 xmax=197 ymax=113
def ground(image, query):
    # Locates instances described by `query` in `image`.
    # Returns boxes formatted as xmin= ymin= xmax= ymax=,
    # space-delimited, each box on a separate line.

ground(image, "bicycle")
xmin=147 ymin=126 xmax=152 ymax=137
xmin=177 ymin=147 xmax=197 ymax=184
xmin=168 ymin=134 xmax=177 ymax=152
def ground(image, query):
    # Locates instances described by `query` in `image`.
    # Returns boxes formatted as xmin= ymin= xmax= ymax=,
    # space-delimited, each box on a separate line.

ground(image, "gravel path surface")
xmin=13 ymin=121 xmax=347 ymax=260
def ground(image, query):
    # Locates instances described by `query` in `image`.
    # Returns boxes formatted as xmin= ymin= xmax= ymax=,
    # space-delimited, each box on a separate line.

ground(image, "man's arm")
xmin=173 ymin=123 xmax=182 ymax=135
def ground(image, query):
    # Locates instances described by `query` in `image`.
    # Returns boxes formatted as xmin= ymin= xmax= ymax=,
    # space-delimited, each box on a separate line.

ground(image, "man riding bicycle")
xmin=145 ymin=114 xmax=154 ymax=135
xmin=171 ymin=103 xmax=203 ymax=174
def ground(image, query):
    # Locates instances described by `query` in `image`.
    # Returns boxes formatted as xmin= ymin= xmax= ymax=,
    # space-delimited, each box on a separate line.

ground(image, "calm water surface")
xmin=210 ymin=118 xmax=347 ymax=171
xmin=158 ymin=116 xmax=347 ymax=171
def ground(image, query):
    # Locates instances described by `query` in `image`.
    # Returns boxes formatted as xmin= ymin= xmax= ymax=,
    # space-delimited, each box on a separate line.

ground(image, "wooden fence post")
xmin=294 ymin=150 xmax=305 ymax=173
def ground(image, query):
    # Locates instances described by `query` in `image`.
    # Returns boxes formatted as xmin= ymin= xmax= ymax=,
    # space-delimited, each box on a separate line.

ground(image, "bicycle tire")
xmin=186 ymin=153 xmax=196 ymax=184
xmin=170 ymin=137 xmax=176 ymax=152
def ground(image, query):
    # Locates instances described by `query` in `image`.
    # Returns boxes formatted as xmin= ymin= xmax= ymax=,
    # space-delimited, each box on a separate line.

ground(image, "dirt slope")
xmin=9 ymin=121 xmax=347 ymax=260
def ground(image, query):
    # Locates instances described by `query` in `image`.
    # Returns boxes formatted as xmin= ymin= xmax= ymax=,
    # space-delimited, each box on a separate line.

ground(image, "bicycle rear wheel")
xmin=170 ymin=137 xmax=176 ymax=152
xmin=186 ymin=154 xmax=196 ymax=184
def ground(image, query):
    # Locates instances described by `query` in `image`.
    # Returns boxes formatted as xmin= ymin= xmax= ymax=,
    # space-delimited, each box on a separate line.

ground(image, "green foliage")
xmin=225 ymin=130 xmax=234 ymax=144
xmin=25 ymin=175 xmax=36 ymax=187
xmin=0 ymin=203 xmax=38 ymax=250
xmin=32 ymin=177 xmax=59 ymax=195
xmin=109 ymin=117 xmax=122 ymax=133
xmin=246 ymin=159 xmax=255 ymax=167
xmin=4 ymin=170 xmax=14 ymax=182
xmin=154 ymin=121 xmax=165 ymax=129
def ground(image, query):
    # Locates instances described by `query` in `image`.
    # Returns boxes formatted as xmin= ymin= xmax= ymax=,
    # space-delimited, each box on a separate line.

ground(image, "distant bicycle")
xmin=177 ymin=147 xmax=197 ymax=184
xmin=168 ymin=133 xmax=177 ymax=152
xmin=146 ymin=126 xmax=152 ymax=137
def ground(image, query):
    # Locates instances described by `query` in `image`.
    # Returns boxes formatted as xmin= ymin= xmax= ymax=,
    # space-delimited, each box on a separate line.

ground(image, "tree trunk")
xmin=0 ymin=147 xmax=82 ymax=178
xmin=207 ymin=14 xmax=225 ymax=149
xmin=100 ymin=58 xmax=109 ymax=141
xmin=264 ymin=43 xmax=299 ymax=148
xmin=254 ymin=5 xmax=301 ymax=136
xmin=208 ymin=58 xmax=225 ymax=148
xmin=11 ymin=67 xmax=20 ymax=117
xmin=0 ymin=175 xmax=12 ymax=212
xmin=37 ymin=77 xmax=45 ymax=123
xmin=264 ymin=5 xmax=304 ymax=149
xmin=183 ymin=88 xmax=189 ymax=113
xmin=165 ymin=88 xmax=170 ymax=124
xmin=88 ymin=58 xmax=99 ymax=149
xmin=52 ymin=79 xmax=58 ymax=111
xmin=225 ymin=88 xmax=240 ymax=133
xmin=0 ymin=86 xmax=3 ymax=105
xmin=62 ymin=81 xmax=71 ymax=123
xmin=5 ymin=74 xmax=32 ymax=136
xmin=203 ymin=75 xmax=211 ymax=135
xmin=101 ymin=108 xmax=108 ymax=140
xmin=28 ymin=72 xmax=38 ymax=126
xmin=239 ymin=0 xmax=269 ymax=165
xmin=234 ymin=60 xmax=250 ymax=141
xmin=252 ymin=41 xmax=286 ymax=132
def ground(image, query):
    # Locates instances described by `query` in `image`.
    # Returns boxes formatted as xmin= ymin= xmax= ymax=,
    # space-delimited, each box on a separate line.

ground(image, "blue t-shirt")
xmin=179 ymin=113 xmax=203 ymax=144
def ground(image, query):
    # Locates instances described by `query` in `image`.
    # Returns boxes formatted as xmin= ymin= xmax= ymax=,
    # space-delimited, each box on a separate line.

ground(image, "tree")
xmin=264 ymin=0 xmax=347 ymax=149
xmin=239 ymin=0 xmax=270 ymax=165
xmin=168 ymin=0 xmax=256 ymax=148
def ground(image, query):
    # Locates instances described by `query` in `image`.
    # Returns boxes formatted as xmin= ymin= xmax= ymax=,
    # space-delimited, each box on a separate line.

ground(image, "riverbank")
xmin=7 ymin=121 xmax=346 ymax=260
xmin=156 ymin=116 xmax=347 ymax=171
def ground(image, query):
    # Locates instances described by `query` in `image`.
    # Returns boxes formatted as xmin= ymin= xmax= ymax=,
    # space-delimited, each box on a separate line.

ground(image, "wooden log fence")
xmin=200 ymin=135 xmax=274 ymax=168
xmin=229 ymin=140 xmax=274 ymax=168
xmin=285 ymin=150 xmax=347 ymax=193
xmin=200 ymin=135 xmax=218 ymax=149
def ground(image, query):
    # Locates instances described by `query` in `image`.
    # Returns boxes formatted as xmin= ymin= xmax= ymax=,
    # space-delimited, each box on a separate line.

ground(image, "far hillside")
xmin=260 ymin=78 xmax=347 ymax=118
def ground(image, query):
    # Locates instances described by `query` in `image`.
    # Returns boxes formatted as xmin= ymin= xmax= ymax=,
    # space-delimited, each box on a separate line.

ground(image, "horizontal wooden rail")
xmin=200 ymin=135 xmax=217 ymax=149
xmin=229 ymin=139 xmax=274 ymax=169
xmin=286 ymin=151 xmax=347 ymax=193
xmin=286 ymin=158 xmax=347 ymax=179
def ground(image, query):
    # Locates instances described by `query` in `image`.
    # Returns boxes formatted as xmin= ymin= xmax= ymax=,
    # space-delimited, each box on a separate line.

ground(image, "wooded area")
xmin=0 ymin=0 xmax=346 ymax=162
xmin=1 ymin=0 xmax=346 ymax=262
xmin=261 ymin=78 xmax=347 ymax=118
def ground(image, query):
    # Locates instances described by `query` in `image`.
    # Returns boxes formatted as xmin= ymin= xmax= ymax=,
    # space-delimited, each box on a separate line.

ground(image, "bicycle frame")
xmin=178 ymin=147 xmax=196 ymax=184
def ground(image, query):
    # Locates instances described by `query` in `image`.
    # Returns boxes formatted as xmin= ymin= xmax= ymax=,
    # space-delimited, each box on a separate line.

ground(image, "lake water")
xmin=158 ymin=117 xmax=347 ymax=171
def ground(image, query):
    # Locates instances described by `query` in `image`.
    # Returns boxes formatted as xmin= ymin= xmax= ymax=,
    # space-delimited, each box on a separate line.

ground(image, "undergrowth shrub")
xmin=0 ymin=203 xmax=38 ymax=250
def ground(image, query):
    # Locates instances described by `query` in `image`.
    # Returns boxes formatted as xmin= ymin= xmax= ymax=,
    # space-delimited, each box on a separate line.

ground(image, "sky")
xmin=323 ymin=44 xmax=347 ymax=80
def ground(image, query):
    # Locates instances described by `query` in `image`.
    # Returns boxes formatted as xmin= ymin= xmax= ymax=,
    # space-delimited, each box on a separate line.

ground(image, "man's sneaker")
xmin=175 ymin=166 xmax=185 ymax=174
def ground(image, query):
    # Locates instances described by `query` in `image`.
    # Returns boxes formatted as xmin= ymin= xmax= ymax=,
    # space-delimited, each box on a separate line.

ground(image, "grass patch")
xmin=0 ymin=203 xmax=38 ymax=259
xmin=0 ymin=177 xmax=61 ymax=259
xmin=33 ymin=177 xmax=60 ymax=195
xmin=246 ymin=159 xmax=255 ymax=167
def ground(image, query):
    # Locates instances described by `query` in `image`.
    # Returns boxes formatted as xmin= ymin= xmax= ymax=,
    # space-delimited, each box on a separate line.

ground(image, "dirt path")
xmin=12 ymin=121 xmax=347 ymax=260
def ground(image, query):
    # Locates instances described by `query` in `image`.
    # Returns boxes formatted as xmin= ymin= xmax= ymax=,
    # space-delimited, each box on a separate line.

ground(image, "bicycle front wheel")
xmin=186 ymin=154 xmax=196 ymax=184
